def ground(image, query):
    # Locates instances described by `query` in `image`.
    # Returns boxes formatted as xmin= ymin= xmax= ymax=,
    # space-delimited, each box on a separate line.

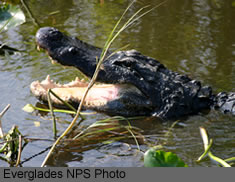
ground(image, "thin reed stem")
xmin=15 ymin=135 xmax=22 ymax=167
xmin=0 ymin=104 xmax=11 ymax=138
xmin=48 ymin=89 xmax=77 ymax=113
xmin=47 ymin=90 xmax=57 ymax=139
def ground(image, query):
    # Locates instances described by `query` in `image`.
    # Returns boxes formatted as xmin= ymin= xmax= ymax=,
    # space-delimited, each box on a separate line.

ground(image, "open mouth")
xmin=30 ymin=75 xmax=123 ymax=108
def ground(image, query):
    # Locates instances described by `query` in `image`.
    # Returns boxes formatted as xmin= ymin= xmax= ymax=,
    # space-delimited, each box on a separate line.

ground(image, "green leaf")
xmin=0 ymin=4 xmax=25 ymax=32
xmin=144 ymin=148 xmax=188 ymax=167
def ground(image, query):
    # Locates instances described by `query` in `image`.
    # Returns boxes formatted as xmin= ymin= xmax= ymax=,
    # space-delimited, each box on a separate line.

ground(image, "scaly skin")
xmin=31 ymin=27 xmax=235 ymax=119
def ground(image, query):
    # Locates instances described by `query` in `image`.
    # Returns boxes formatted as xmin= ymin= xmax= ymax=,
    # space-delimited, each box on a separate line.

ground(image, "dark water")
xmin=0 ymin=0 xmax=234 ymax=167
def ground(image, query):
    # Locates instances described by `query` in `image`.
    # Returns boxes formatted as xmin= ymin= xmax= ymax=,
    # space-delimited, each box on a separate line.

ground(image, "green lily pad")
xmin=0 ymin=3 xmax=25 ymax=31
xmin=144 ymin=148 xmax=188 ymax=167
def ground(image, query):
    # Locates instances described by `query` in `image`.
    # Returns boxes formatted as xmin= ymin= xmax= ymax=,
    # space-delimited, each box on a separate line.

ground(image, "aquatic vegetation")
xmin=144 ymin=148 xmax=188 ymax=167
xmin=0 ymin=105 xmax=28 ymax=166
xmin=197 ymin=127 xmax=234 ymax=167
xmin=144 ymin=127 xmax=235 ymax=167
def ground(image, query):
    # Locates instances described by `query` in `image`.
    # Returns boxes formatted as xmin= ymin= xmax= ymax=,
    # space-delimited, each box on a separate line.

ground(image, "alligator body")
xmin=30 ymin=27 xmax=235 ymax=119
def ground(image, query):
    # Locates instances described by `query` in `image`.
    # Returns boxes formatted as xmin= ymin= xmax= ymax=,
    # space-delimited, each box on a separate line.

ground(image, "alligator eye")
xmin=68 ymin=47 xmax=79 ymax=54
xmin=48 ymin=29 xmax=63 ymax=40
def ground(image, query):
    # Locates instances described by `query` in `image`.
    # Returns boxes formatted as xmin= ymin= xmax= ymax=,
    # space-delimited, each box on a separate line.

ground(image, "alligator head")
xmin=31 ymin=27 xmax=154 ymax=116
xmin=31 ymin=27 xmax=234 ymax=119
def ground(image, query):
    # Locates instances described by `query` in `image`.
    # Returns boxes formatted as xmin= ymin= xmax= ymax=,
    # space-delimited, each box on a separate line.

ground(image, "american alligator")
xmin=30 ymin=27 xmax=235 ymax=119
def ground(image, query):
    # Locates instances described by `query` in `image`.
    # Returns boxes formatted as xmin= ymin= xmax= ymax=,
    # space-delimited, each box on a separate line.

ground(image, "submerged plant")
xmin=57 ymin=117 xmax=144 ymax=153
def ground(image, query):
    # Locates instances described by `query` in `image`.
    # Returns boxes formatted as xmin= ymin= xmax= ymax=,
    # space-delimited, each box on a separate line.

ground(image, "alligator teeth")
xmin=46 ymin=75 xmax=51 ymax=82
xmin=48 ymin=56 xmax=57 ymax=65
xmin=85 ymin=100 xmax=106 ymax=107
xmin=51 ymin=59 xmax=57 ymax=64
xmin=41 ymin=75 xmax=52 ymax=85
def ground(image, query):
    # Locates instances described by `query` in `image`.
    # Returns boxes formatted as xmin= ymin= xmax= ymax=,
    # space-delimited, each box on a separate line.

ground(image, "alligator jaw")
xmin=30 ymin=75 xmax=121 ymax=108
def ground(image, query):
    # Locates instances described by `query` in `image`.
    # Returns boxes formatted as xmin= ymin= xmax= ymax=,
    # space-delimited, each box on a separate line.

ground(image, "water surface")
xmin=0 ymin=0 xmax=234 ymax=167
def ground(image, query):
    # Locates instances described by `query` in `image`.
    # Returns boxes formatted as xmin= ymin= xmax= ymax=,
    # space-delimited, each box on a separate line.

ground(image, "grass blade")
xmin=47 ymin=90 xmax=57 ymax=139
